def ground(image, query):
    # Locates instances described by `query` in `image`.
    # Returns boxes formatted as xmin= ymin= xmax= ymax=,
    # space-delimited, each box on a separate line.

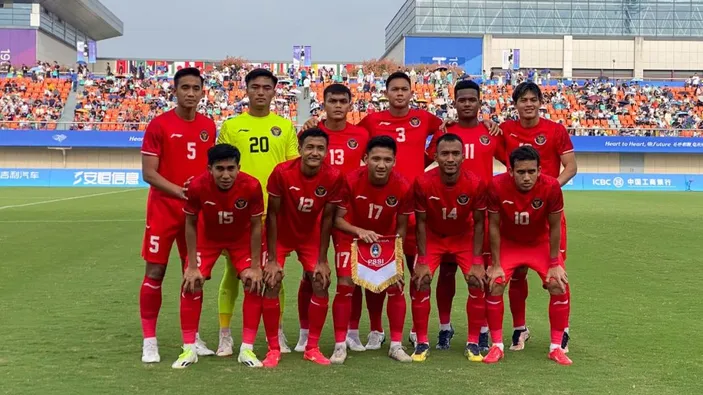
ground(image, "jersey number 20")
xmin=249 ymin=136 xmax=270 ymax=153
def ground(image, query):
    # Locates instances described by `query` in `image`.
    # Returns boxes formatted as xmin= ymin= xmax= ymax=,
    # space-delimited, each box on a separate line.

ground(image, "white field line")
xmin=0 ymin=190 xmax=138 ymax=211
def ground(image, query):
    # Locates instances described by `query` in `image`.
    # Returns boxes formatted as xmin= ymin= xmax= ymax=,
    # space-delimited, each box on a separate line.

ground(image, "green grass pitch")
xmin=0 ymin=188 xmax=701 ymax=395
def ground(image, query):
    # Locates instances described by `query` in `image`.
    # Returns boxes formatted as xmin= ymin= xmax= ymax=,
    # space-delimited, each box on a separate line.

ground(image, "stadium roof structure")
xmin=13 ymin=0 xmax=123 ymax=40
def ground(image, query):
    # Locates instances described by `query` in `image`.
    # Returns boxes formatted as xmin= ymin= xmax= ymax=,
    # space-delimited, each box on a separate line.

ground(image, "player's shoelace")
xmin=414 ymin=343 xmax=430 ymax=355
xmin=465 ymin=343 xmax=481 ymax=357
xmin=437 ymin=327 xmax=455 ymax=349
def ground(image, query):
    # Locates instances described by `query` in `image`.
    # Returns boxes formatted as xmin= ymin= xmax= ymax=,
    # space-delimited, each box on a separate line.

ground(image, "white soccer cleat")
xmin=141 ymin=338 xmax=161 ymax=363
xmin=195 ymin=333 xmax=215 ymax=356
xmin=388 ymin=344 xmax=413 ymax=363
xmin=171 ymin=344 xmax=198 ymax=369
xmin=279 ymin=329 xmax=292 ymax=354
xmin=346 ymin=334 xmax=366 ymax=352
xmin=237 ymin=349 xmax=263 ymax=368
xmin=365 ymin=331 xmax=386 ymax=350
xmin=330 ymin=344 xmax=348 ymax=365
xmin=294 ymin=331 xmax=309 ymax=353
xmin=216 ymin=332 xmax=234 ymax=357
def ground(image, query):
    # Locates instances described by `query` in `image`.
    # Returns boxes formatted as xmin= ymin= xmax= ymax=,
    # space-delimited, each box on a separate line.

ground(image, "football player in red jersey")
xmin=426 ymin=80 xmax=506 ymax=353
xmin=266 ymin=128 xmax=344 ymax=366
xmin=410 ymin=133 xmax=487 ymax=362
xmin=500 ymin=82 xmax=577 ymax=352
xmin=483 ymin=146 xmax=571 ymax=366
xmin=331 ymin=136 xmax=414 ymax=364
xmin=173 ymin=144 xmax=268 ymax=369
xmin=139 ymin=67 xmax=216 ymax=364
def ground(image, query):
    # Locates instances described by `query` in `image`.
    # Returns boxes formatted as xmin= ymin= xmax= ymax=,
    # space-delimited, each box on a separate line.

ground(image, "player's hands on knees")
xmin=486 ymin=265 xmax=505 ymax=293
xmin=263 ymin=261 xmax=283 ymax=288
xmin=301 ymin=116 xmax=320 ymax=132
xmin=313 ymin=261 xmax=332 ymax=289
xmin=411 ymin=264 xmax=432 ymax=291
xmin=182 ymin=266 xmax=204 ymax=293
xmin=547 ymin=266 xmax=568 ymax=294
xmin=467 ymin=264 xmax=487 ymax=288
xmin=483 ymin=120 xmax=502 ymax=136
xmin=356 ymin=228 xmax=381 ymax=244
xmin=242 ymin=267 xmax=264 ymax=295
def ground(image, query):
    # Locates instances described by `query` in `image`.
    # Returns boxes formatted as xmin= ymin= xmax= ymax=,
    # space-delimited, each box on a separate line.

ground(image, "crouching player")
xmin=410 ymin=133 xmax=487 ymax=362
xmin=332 ymin=136 xmax=413 ymax=364
xmin=483 ymin=146 xmax=571 ymax=366
xmin=173 ymin=144 xmax=268 ymax=369
xmin=266 ymin=128 xmax=344 ymax=366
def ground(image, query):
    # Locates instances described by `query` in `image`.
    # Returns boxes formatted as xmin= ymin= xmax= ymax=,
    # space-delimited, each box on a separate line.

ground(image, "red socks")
xmin=297 ymin=278 xmax=313 ymax=330
xmin=411 ymin=289 xmax=431 ymax=344
xmin=486 ymin=294 xmax=504 ymax=344
xmin=306 ymin=294 xmax=329 ymax=350
xmin=242 ymin=292 xmax=263 ymax=345
xmin=332 ymin=284 xmax=355 ymax=343
xmin=349 ymin=285 xmax=362 ymax=330
xmin=509 ymin=271 xmax=528 ymax=328
xmin=140 ymin=276 xmax=163 ymax=339
xmin=436 ymin=262 xmax=457 ymax=325
xmin=386 ymin=286 xmax=406 ymax=343
xmin=263 ymin=297 xmax=281 ymax=350
xmin=365 ymin=289 xmax=386 ymax=333
xmin=466 ymin=288 xmax=486 ymax=344
xmin=549 ymin=285 xmax=570 ymax=345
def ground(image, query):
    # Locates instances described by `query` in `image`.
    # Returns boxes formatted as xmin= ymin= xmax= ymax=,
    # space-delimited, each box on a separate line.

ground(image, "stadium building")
xmin=0 ymin=0 xmax=123 ymax=67
xmin=383 ymin=0 xmax=703 ymax=79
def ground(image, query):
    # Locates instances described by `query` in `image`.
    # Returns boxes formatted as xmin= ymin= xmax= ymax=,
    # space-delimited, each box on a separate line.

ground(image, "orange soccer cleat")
xmin=262 ymin=349 xmax=281 ymax=368
xmin=303 ymin=348 xmax=331 ymax=366
xmin=548 ymin=348 xmax=573 ymax=366
xmin=482 ymin=345 xmax=504 ymax=364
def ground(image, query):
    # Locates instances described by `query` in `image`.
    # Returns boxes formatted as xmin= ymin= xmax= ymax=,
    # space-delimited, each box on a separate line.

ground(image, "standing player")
xmin=410 ymin=134 xmax=487 ymax=362
xmin=331 ymin=136 xmax=413 ymax=364
xmin=139 ymin=67 xmax=216 ymax=363
xmin=172 ymin=144 xmax=272 ymax=369
xmin=500 ymin=82 xmax=577 ymax=351
xmin=216 ymin=68 xmax=299 ymax=356
xmin=483 ymin=146 xmax=571 ymax=365
xmin=266 ymin=128 xmax=344 ymax=366
xmin=425 ymin=80 xmax=505 ymax=354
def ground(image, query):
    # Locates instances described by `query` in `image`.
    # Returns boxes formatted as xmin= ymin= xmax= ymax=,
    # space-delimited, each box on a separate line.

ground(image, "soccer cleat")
xmin=478 ymin=332 xmax=490 ymax=352
xmin=388 ymin=344 xmax=413 ymax=363
xmin=279 ymin=329 xmax=292 ymax=354
xmin=561 ymin=331 xmax=570 ymax=353
xmin=346 ymin=335 xmax=366 ymax=352
xmin=464 ymin=343 xmax=484 ymax=362
xmin=436 ymin=326 xmax=455 ymax=350
xmin=294 ymin=333 xmax=308 ymax=353
xmin=216 ymin=332 xmax=234 ymax=357
xmin=262 ymin=349 xmax=281 ymax=368
xmin=509 ymin=327 xmax=531 ymax=351
xmin=411 ymin=343 xmax=430 ymax=362
xmin=365 ymin=331 xmax=386 ymax=350
xmin=549 ymin=348 xmax=573 ymax=366
xmin=408 ymin=332 xmax=418 ymax=348
xmin=329 ymin=344 xmax=348 ymax=365
xmin=141 ymin=338 xmax=161 ymax=363
xmin=171 ymin=345 xmax=198 ymax=369
xmin=303 ymin=348 xmax=331 ymax=365
xmin=195 ymin=333 xmax=215 ymax=356
xmin=482 ymin=345 xmax=504 ymax=364
xmin=237 ymin=349 xmax=263 ymax=368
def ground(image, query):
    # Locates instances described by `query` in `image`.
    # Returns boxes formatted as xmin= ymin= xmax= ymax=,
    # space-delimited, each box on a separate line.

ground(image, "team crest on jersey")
xmin=457 ymin=194 xmax=470 ymax=205
xmin=200 ymin=130 xmax=210 ymax=142
xmin=235 ymin=198 xmax=248 ymax=209
xmin=479 ymin=135 xmax=491 ymax=146
xmin=347 ymin=139 xmax=359 ymax=150
xmin=370 ymin=243 xmax=382 ymax=258
xmin=271 ymin=126 xmax=282 ymax=137
xmin=409 ymin=117 xmax=421 ymax=127
xmin=535 ymin=134 xmax=547 ymax=145
xmin=531 ymin=198 xmax=544 ymax=209
xmin=314 ymin=186 xmax=327 ymax=197
xmin=385 ymin=195 xmax=398 ymax=207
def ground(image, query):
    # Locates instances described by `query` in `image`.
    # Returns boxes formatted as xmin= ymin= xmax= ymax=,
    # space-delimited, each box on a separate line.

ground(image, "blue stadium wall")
xmin=403 ymin=36 xmax=483 ymax=75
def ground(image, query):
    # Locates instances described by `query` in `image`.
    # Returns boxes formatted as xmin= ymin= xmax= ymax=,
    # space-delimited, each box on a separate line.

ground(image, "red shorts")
xmin=500 ymin=239 xmax=565 ymax=285
xmin=333 ymin=234 xmax=354 ymax=278
xmin=426 ymin=231 xmax=474 ymax=275
xmin=560 ymin=212 xmax=568 ymax=260
xmin=223 ymin=225 xmax=267 ymax=268
xmin=188 ymin=243 xmax=254 ymax=279
xmin=404 ymin=213 xmax=417 ymax=256
xmin=276 ymin=240 xmax=319 ymax=272
xmin=141 ymin=197 xmax=186 ymax=265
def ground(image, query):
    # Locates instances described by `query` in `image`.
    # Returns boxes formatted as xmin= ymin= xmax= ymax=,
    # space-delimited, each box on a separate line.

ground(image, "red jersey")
xmin=414 ymin=167 xmax=487 ymax=237
xmin=358 ymin=109 xmax=442 ymax=182
xmin=501 ymin=118 xmax=574 ymax=178
xmin=141 ymin=110 xmax=216 ymax=200
xmin=427 ymin=123 xmax=506 ymax=183
xmin=487 ymin=173 xmax=564 ymax=244
xmin=318 ymin=121 xmax=370 ymax=174
xmin=184 ymin=171 xmax=264 ymax=247
xmin=267 ymin=158 xmax=344 ymax=245
xmin=339 ymin=167 xmax=413 ymax=236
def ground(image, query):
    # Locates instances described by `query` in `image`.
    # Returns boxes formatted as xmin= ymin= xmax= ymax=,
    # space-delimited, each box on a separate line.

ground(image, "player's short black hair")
xmin=298 ymin=128 xmax=329 ymax=147
xmin=454 ymin=80 xmax=481 ymax=98
xmin=323 ymin=83 xmax=352 ymax=101
xmin=208 ymin=143 xmax=241 ymax=166
xmin=436 ymin=133 xmax=464 ymax=149
xmin=512 ymin=81 xmax=543 ymax=103
xmin=366 ymin=135 xmax=397 ymax=155
xmin=509 ymin=146 xmax=541 ymax=168
xmin=386 ymin=71 xmax=411 ymax=87
xmin=174 ymin=67 xmax=204 ymax=88
xmin=245 ymin=68 xmax=278 ymax=87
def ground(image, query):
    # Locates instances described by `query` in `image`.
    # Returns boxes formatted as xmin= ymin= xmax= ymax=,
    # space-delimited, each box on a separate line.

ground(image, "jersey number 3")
xmin=249 ymin=136 xmax=270 ymax=153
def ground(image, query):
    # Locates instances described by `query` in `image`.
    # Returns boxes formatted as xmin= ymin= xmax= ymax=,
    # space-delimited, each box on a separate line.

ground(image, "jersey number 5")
xmin=249 ymin=136 xmax=270 ymax=153
xmin=187 ymin=142 xmax=196 ymax=159
xmin=514 ymin=211 xmax=530 ymax=225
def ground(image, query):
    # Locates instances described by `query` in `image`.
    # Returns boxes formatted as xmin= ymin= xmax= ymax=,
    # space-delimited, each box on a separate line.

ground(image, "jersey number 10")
xmin=514 ymin=211 xmax=530 ymax=225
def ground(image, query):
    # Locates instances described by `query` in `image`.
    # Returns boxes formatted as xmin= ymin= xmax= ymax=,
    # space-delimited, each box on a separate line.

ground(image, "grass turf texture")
xmin=0 ymin=188 xmax=701 ymax=395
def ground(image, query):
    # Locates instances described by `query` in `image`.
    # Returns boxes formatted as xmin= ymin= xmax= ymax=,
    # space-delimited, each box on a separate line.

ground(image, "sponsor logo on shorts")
xmin=315 ymin=186 xmax=327 ymax=197
xmin=370 ymin=243 xmax=382 ymax=258
xmin=535 ymin=134 xmax=547 ymax=145
xmin=235 ymin=198 xmax=248 ymax=209
xmin=200 ymin=130 xmax=210 ymax=142
xmin=347 ymin=139 xmax=359 ymax=149
xmin=457 ymin=194 xmax=470 ymax=205
xmin=409 ymin=117 xmax=421 ymax=127
xmin=385 ymin=195 xmax=398 ymax=207
xmin=271 ymin=126 xmax=282 ymax=137
xmin=479 ymin=135 xmax=491 ymax=145
xmin=531 ymin=198 xmax=544 ymax=209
